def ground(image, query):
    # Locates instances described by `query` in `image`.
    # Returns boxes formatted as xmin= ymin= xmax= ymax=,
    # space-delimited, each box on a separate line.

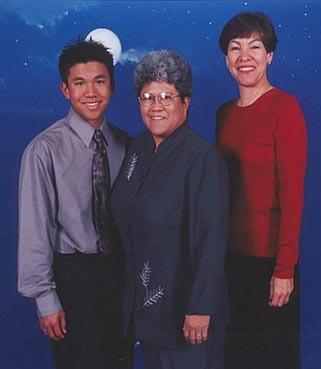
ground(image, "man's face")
xmin=60 ymin=61 xmax=113 ymax=128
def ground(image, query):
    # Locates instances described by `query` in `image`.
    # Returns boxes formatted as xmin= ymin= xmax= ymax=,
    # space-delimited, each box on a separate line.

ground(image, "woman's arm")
xmin=184 ymin=146 xmax=229 ymax=340
xmin=270 ymin=95 xmax=307 ymax=306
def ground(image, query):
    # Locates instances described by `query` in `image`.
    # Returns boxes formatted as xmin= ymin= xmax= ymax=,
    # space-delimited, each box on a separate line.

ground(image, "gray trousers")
xmin=141 ymin=319 xmax=227 ymax=369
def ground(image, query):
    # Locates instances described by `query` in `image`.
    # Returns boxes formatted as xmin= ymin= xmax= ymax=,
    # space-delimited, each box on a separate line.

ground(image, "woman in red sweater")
xmin=216 ymin=12 xmax=307 ymax=369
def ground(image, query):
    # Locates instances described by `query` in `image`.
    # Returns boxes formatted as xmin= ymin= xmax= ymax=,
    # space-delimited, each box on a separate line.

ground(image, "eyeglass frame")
xmin=138 ymin=92 xmax=182 ymax=107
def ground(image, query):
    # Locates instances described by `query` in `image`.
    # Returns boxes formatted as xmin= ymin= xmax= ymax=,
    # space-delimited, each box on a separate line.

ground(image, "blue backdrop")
xmin=1 ymin=1 xmax=320 ymax=368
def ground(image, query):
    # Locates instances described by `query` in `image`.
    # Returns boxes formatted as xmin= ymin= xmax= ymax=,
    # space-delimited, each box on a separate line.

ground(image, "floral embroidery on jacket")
xmin=140 ymin=261 xmax=165 ymax=308
xmin=125 ymin=152 xmax=139 ymax=181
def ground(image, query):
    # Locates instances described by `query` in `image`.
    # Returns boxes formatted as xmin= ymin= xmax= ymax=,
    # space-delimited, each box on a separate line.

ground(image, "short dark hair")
xmin=58 ymin=38 xmax=115 ymax=90
xmin=134 ymin=50 xmax=192 ymax=99
xmin=219 ymin=12 xmax=278 ymax=55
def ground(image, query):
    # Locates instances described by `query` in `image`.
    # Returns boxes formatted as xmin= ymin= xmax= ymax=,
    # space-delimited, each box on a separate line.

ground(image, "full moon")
xmin=85 ymin=28 xmax=122 ymax=65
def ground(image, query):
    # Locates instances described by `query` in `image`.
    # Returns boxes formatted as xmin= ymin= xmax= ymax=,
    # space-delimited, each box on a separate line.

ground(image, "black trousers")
xmin=51 ymin=252 xmax=134 ymax=369
xmin=224 ymin=254 xmax=300 ymax=369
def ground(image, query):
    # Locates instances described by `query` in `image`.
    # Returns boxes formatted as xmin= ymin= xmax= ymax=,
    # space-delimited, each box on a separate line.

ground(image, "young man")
xmin=18 ymin=39 xmax=133 ymax=369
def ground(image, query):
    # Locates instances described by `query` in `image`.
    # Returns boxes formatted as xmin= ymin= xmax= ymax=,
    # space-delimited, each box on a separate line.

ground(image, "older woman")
xmin=216 ymin=12 xmax=307 ymax=369
xmin=111 ymin=50 xmax=229 ymax=369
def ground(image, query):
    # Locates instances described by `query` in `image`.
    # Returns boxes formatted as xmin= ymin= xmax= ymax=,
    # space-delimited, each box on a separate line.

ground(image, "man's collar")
xmin=66 ymin=108 xmax=107 ymax=148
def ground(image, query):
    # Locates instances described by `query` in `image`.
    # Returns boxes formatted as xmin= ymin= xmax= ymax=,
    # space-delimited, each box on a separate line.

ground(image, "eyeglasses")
xmin=138 ymin=92 xmax=181 ymax=107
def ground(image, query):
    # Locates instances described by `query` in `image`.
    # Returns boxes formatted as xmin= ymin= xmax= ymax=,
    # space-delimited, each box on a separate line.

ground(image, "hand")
xmin=39 ymin=310 xmax=67 ymax=341
xmin=183 ymin=315 xmax=210 ymax=344
xmin=269 ymin=276 xmax=294 ymax=307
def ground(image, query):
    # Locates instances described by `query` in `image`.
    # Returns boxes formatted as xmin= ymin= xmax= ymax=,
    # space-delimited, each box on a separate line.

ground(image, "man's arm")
xmin=17 ymin=142 xmax=64 ymax=330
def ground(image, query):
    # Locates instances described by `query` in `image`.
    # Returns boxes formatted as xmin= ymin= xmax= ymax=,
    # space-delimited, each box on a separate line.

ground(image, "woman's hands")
xmin=183 ymin=315 xmax=210 ymax=344
xmin=269 ymin=276 xmax=294 ymax=307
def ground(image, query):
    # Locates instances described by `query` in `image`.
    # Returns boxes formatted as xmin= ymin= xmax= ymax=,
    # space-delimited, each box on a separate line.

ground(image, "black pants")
xmin=224 ymin=254 xmax=300 ymax=369
xmin=51 ymin=252 xmax=134 ymax=369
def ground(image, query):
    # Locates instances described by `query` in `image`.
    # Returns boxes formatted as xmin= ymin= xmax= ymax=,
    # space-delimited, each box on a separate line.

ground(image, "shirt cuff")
xmin=36 ymin=290 xmax=63 ymax=318
xmin=273 ymin=264 xmax=295 ymax=279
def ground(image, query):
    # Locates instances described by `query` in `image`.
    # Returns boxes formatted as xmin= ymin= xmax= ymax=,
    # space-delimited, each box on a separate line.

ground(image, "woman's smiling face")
xmin=139 ymin=80 xmax=190 ymax=148
xmin=226 ymin=32 xmax=273 ymax=89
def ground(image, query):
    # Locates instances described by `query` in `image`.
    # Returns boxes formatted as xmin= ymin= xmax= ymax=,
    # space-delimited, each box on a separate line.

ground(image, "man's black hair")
xmin=58 ymin=38 xmax=115 ymax=90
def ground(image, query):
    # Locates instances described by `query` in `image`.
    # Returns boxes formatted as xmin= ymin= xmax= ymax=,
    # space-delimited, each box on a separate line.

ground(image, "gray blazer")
xmin=111 ymin=124 xmax=229 ymax=347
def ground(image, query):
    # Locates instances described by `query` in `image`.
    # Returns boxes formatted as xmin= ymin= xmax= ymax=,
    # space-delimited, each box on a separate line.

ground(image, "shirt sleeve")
xmin=185 ymin=147 xmax=229 ymax=316
xmin=17 ymin=141 xmax=63 ymax=317
xmin=274 ymin=96 xmax=307 ymax=278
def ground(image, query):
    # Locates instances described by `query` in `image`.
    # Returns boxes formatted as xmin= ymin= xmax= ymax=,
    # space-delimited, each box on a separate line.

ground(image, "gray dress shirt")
xmin=18 ymin=108 xmax=129 ymax=317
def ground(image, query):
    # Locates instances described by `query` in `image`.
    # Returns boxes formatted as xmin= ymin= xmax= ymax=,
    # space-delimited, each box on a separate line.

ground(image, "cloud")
xmin=0 ymin=78 xmax=7 ymax=92
xmin=119 ymin=49 xmax=148 ymax=65
xmin=3 ymin=103 xmax=55 ymax=116
xmin=32 ymin=54 xmax=57 ymax=71
xmin=0 ymin=0 xmax=98 ymax=28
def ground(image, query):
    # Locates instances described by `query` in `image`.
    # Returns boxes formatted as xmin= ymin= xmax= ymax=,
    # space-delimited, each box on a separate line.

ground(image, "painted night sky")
xmin=0 ymin=1 xmax=320 ymax=368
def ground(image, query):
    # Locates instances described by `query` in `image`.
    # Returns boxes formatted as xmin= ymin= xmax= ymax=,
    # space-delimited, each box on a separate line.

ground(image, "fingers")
xmin=183 ymin=328 xmax=208 ymax=344
xmin=51 ymin=322 xmax=65 ymax=340
xmin=196 ymin=328 xmax=208 ymax=344
xmin=59 ymin=311 xmax=67 ymax=335
xmin=183 ymin=315 xmax=210 ymax=345
xmin=269 ymin=293 xmax=289 ymax=307
xmin=40 ymin=311 xmax=67 ymax=341
xmin=269 ymin=291 xmax=291 ymax=307
xmin=269 ymin=278 xmax=274 ymax=303
xmin=268 ymin=276 xmax=294 ymax=308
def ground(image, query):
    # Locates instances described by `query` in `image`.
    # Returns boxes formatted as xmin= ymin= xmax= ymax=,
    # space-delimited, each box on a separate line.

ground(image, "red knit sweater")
xmin=216 ymin=88 xmax=307 ymax=278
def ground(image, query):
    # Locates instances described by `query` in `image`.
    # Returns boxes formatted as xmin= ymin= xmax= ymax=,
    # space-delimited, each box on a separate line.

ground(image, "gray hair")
xmin=134 ymin=50 xmax=192 ymax=98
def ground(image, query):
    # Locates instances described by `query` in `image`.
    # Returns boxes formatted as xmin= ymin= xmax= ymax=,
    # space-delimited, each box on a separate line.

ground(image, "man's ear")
xmin=60 ymin=81 xmax=70 ymax=100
